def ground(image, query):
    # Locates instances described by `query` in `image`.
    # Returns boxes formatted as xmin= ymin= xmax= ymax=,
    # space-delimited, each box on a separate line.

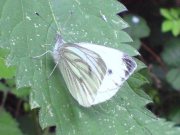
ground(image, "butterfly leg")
xmin=48 ymin=62 xmax=59 ymax=79
xmin=32 ymin=50 xmax=53 ymax=58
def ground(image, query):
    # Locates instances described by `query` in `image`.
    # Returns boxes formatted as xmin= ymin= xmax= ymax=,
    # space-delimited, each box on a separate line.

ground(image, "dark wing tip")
xmin=122 ymin=54 xmax=137 ymax=77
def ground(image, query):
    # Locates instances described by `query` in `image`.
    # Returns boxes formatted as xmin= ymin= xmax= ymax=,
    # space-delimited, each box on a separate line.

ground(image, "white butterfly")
xmin=52 ymin=35 xmax=137 ymax=107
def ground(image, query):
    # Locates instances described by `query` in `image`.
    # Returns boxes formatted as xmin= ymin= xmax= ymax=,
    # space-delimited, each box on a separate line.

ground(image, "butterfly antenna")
xmin=35 ymin=12 xmax=60 ymax=34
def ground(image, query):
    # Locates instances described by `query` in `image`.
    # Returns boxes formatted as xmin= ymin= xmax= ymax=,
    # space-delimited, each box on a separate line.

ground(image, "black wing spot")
xmin=122 ymin=55 xmax=136 ymax=72
xmin=108 ymin=69 xmax=112 ymax=75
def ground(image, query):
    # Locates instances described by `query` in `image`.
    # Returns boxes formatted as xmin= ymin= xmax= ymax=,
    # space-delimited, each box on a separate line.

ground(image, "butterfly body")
xmin=52 ymin=35 xmax=137 ymax=107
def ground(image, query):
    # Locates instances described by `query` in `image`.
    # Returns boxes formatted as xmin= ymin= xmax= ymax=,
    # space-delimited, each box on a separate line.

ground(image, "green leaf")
xmin=134 ymin=58 xmax=147 ymax=72
xmin=123 ymin=14 xmax=150 ymax=49
xmin=161 ymin=38 xmax=180 ymax=67
xmin=0 ymin=48 xmax=9 ymax=58
xmin=123 ymin=14 xmax=150 ymax=38
xmin=0 ymin=110 xmax=23 ymax=135
xmin=0 ymin=58 xmax=16 ymax=78
xmin=0 ymin=48 xmax=15 ymax=79
xmin=172 ymin=20 xmax=180 ymax=36
xmin=0 ymin=77 xmax=29 ymax=97
xmin=160 ymin=8 xmax=180 ymax=36
xmin=130 ymin=39 xmax=141 ymax=50
xmin=128 ymin=72 xmax=151 ymax=101
xmin=162 ymin=20 xmax=173 ymax=32
xmin=160 ymin=8 xmax=174 ymax=20
xmin=12 ymin=86 xmax=30 ymax=98
xmin=170 ymin=8 xmax=180 ymax=19
xmin=166 ymin=68 xmax=180 ymax=90
xmin=0 ymin=0 xmax=180 ymax=135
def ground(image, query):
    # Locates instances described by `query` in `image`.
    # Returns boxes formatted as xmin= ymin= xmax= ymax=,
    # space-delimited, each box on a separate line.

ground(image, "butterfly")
xmin=52 ymin=34 xmax=137 ymax=107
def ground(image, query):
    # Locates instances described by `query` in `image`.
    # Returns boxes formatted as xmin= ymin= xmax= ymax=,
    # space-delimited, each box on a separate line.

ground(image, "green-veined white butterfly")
xmin=52 ymin=34 xmax=137 ymax=107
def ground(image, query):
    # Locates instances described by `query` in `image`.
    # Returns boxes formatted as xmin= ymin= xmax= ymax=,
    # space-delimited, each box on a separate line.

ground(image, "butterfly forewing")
xmin=55 ymin=43 xmax=107 ymax=107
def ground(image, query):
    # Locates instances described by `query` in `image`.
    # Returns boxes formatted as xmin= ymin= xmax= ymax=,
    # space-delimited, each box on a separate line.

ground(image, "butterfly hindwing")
xmin=76 ymin=43 xmax=137 ymax=105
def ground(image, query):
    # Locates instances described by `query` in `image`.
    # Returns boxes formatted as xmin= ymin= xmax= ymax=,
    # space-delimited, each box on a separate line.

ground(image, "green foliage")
xmin=161 ymin=38 xmax=180 ymax=67
xmin=168 ymin=107 xmax=180 ymax=125
xmin=0 ymin=59 xmax=29 ymax=97
xmin=123 ymin=14 xmax=150 ymax=49
xmin=161 ymin=38 xmax=180 ymax=90
xmin=0 ymin=0 xmax=180 ymax=135
xmin=0 ymin=48 xmax=16 ymax=78
xmin=166 ymin=68 xmax=180 ymax=90
xmin=0 ymin=58 xmax=16 ymax=79
xmin=0 ymin=110 xmax=23 ymax=135
xmin=160 ymin=8 xmax=180 ymax=36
